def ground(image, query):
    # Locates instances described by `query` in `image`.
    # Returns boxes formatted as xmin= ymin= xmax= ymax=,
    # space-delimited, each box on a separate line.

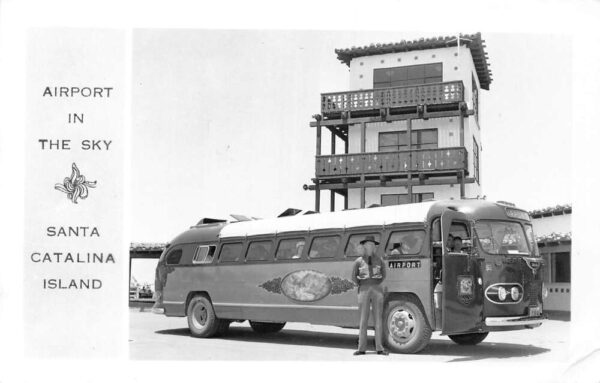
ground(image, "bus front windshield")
xmin=474 ymin=221 xmax=530 ymax=255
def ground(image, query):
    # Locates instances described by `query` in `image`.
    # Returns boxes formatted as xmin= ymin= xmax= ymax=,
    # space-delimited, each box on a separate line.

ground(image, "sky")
xmin=131 ymin=30 xmax=572 ymax=245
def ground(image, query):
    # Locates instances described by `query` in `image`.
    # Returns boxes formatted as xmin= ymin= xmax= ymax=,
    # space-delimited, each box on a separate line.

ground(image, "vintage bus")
xmin=152 ymin=199 xmax=546 ymax=353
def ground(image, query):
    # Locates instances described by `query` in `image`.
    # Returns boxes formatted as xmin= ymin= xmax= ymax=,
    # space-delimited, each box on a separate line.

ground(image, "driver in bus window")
xmin=451 ymin=236 xmax=463 ymax=252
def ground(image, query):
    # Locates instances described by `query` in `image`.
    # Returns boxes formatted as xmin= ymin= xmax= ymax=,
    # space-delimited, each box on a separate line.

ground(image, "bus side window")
xmin=165 ymin=248 xmax=183 ymax=265
xmin=193 ymin=245 xmax=216 ymax=264
xmin=246 ymin=241 xmax=273 ymax=262
xmin=275 ymin=238 xmax=305 ymax=260
xmin=345 ymin=233 xmax=381 ymax=257
xmin=309 ymin=236 xmax=340 ymax=259
xmin=385 ymin=231 xmax=425 ymax=257
xmin=219 ymin=243 xmax=243 ymax=263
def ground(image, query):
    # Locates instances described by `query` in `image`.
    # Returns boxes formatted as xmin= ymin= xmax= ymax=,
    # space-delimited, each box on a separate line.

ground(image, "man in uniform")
xmin=351 ymin=235 xmax=388 ymax=355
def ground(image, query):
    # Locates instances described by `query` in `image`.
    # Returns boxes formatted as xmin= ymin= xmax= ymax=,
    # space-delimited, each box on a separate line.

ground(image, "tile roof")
xmin=130 ymin=242 xmax=166 ymax=252
xmin=536 ymin=232 xmax=571 ymax=245
xmin=529 ymin=204 xmax=572 ymax=218
xmin=335 ymin=32 xmax=492 ymax=90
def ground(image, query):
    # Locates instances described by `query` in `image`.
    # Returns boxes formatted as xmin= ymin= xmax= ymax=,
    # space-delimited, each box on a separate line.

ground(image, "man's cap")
xmin=360 ymin=235 xmax=379 ymax=245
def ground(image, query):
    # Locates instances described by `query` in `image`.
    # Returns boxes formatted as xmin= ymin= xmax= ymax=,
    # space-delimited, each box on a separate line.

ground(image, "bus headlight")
xmin=542 ymin=283 xmax=549 ymax=299
xmin=498 ymin=286 xmax=507 ymax=301
xmin=511 ymin=286 xmax=519 ymax=301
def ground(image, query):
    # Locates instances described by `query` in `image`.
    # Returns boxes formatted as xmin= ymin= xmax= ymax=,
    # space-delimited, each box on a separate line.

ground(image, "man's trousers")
xmin=357 ymin=284 xmax=384 ymax=352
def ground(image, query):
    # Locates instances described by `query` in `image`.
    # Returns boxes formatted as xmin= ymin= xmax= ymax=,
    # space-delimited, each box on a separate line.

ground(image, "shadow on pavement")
xmin=155 ymin=327 xmax=550 ymax=360
xmin=425 ymin=339 xmax=550 ymax=362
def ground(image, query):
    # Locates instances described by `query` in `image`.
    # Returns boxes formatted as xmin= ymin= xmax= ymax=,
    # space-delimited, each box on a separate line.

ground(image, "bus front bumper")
xmin=485 ymin=315 xmax=545 ymax=328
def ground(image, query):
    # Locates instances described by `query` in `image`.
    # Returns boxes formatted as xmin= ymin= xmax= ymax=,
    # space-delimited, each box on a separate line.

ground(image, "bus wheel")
xmin=448 ymin=332 xmax=489 ymax=345
xmin=187 ymin=295 xmax=220 ymax=338
xmin=249 ymin=321 xmax=286 ymax=333
xmin=384 ymin=298 xmax=432 ymax=354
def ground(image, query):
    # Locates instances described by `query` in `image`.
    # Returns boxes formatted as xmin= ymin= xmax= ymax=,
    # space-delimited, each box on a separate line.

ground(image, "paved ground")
xmin=129 ymin=308 xmax=570 ymax=362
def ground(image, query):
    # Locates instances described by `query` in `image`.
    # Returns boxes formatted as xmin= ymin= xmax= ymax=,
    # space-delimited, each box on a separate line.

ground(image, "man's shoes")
xmin=353 ymin=351 xmax=366 ymax=356
xmin=376 ymin=350 xmax=389 ymax=355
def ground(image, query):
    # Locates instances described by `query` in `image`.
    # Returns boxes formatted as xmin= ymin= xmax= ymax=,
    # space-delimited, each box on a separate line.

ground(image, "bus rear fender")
xmin=185 ymin=291 xmax=212 ymax=314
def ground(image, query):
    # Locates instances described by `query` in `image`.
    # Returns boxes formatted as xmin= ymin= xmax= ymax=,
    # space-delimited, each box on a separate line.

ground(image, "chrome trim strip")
xmin=485 ymin=316 xmax=545 ymax=327
xmin=213 ymin=302 xmax=359 ymax=311
xmin=163 ymin=300 xmax=185 ymax=304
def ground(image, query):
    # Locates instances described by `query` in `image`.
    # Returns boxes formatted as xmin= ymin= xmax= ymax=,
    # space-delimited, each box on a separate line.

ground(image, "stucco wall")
xmin=531 ymin=214 xmax=571 ymax=236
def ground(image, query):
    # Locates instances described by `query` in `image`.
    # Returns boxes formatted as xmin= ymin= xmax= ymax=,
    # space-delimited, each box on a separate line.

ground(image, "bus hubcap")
xmin=389 ymin=308 xmax=416 ymax=341
xmin=192 ymin=303 xmax=208 ymax=327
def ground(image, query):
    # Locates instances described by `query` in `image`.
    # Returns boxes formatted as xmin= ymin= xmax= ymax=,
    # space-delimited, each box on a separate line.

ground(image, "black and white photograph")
xmin=129 ymin=30 xmax=572 ymax=362
xmin=1 ymin=1 xmax=600 ymax=383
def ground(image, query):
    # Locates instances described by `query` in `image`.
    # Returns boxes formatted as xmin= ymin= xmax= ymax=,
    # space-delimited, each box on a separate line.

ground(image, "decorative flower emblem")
xmin=55 ymin=163 xmax=97 ymax=204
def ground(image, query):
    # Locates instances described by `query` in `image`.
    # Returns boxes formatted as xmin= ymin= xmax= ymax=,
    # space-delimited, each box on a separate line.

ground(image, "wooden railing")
xmin=320 ymin=81 xmax=464 ymax=117
xmin=316 ymin=147 xmax=468 ymax=177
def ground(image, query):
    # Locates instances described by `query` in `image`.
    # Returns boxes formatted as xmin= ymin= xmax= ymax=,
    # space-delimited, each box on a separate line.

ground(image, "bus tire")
xmin=384 ymin=298 xmax=432 ymax=354
xmin=249 ymin=321 xmax=286 ymax=333
xmin=187 ymin=295 xmax=220 ymax=338
xmin=448 ymin=332 xmax=489 ymax=345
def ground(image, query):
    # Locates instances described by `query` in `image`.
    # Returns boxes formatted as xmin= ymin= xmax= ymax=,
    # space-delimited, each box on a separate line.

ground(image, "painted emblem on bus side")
xmin=281 ymin=270 xmax=331 ymax=302
xmin=457 ymin=275 xmax=474 ymax=305
xmin=259 ymin=271 xmax=356 ymax=302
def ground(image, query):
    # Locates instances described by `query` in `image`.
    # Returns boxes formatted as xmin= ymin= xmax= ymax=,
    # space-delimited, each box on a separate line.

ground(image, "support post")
xmin=330 ymin=190 xmax=335 ymax=212
xmin=407 ymin=118 xmax=413 ymax=202
xmin=315 ymin=184 xmax=321 ymax=212
xmin=459 ymin=107 xmax=465 ymax=147
xmin=315 ymin=121 xmax=322 ymax=212
xmin=459 ymin=170 xmax=465 ymax=199
xmin=360 ymin=122 xmax=366 ymax=208
xmin=360 ymin=174 xmax=366 ymax=208
xmin=344 ymin=135 xmax=349 ymax=154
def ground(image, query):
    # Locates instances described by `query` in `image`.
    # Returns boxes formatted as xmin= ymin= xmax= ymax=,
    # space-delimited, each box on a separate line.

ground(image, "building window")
xmin=551 ymin=252 xmax=571 ymax=283
xmin=473 ymin=138 xmax=480 ymax=184
xmin=373 ymin=63 xmax=443 ymax=89
xmin=472 ymin=73 xmax=479 ymax=125
xmin=381 ymin=193 xmax=434 ymax=206
xmin=379 ymin=129 xmax=438 ymax=152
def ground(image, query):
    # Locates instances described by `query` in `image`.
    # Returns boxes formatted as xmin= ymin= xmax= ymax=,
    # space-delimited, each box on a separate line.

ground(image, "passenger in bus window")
xmin=351 ymin=235 xmax=388 ymax=356
xmin=390 ymin=242 xmax=403 ymax=256
xmin=445 ymin=234 xmax=454 ymax=252
xmin=292 ymin=241 xmax=304 ymax=259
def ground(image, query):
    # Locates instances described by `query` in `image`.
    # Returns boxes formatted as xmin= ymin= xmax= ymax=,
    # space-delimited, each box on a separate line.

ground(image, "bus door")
xmin=441 ymin=209 xmax=483 ymax=334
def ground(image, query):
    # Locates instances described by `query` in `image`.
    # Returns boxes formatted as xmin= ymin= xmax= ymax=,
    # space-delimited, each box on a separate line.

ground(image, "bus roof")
xmin=219 ymin=201 xmax=437 ymax=238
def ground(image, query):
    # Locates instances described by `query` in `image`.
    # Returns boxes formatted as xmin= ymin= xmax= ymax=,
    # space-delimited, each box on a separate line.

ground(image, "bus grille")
xmin=525 ymin=282 xmax=541 ymax=303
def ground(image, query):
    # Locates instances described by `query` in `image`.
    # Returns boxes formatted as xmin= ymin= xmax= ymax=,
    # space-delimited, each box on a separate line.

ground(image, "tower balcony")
xmin=320 ymin=81 xmax=464 ymax=120
xmin=315 ymin=147 xmax=468 ymax=180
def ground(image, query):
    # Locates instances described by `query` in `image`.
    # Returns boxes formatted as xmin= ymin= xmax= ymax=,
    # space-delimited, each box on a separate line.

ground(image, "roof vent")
xmin=195 ymin=218 xmax=228 ymax=225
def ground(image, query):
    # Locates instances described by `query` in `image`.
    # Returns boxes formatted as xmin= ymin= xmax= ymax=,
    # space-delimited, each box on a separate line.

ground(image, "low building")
xmin=530 ymin=204 xmax=571 ymax=313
